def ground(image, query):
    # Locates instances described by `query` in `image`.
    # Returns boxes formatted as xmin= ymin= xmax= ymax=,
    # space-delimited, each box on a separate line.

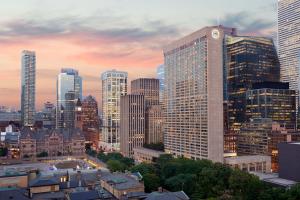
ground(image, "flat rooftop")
xmin=251 ymin=172 xmax=298 ymax=188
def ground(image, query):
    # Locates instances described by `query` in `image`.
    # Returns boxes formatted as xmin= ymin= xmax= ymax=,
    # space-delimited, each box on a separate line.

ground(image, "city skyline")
xmin=0 ymin=0 xmax=277 ymax=109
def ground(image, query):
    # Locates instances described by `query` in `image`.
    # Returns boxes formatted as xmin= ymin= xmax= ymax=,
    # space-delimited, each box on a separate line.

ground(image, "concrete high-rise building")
xmin=163 ymin=26 xmax=236 ymax=162
xmin=278 ymin=0 xmax=300 ymax=92
xmin=101 ymin=70 xmax=128 ymax=151
xmin=131 ymin=78 xmax=159 ymax=107
xmin=56 ymin=68 xmax=82 ymax=129
xmin=246 ymin=82 xmax=296 ymax=130
xmin=82 ymin=95 xmax=99 ymax=148
xmin=41 ymin=102 xmax=56 ymax=129
xmin=82 ymin=95 xmax=99 ymax=131
xmin=120 ymin=95 xmax=145 ymax=157
xmin=225 ymin=36 xmax=280 ymax=131
xmin=147 ymin=105 xmax=163 ymax=144
xmin=157 ymin=65 xmax=165 ymax=103
xmin=21 ymin=50 xmax=36 ymax=127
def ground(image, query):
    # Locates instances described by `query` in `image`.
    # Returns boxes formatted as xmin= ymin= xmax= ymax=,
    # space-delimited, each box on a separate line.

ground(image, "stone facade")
xmin=19 ymin=127 xmax=85 ymax=158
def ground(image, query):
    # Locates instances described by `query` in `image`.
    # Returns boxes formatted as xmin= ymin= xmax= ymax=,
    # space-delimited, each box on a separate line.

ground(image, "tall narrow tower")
xmin=21 ymin=50 xmax=36 ymax=127
xmin=101 ymin=70 xmax=128 ymax=151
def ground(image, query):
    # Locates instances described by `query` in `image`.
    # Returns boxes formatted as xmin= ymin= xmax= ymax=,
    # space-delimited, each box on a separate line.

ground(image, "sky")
xmin=0 ymin=0 xmax=278 ymax=110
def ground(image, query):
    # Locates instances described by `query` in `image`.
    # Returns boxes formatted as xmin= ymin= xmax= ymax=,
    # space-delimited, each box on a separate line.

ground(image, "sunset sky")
xmin=0 ymin=0 xmax=277 ymax=110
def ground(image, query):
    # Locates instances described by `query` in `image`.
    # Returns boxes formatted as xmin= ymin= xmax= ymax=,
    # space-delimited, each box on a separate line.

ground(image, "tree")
xmin=131 ymin=163 xmax=157 ymax=176
xmin=165 ymin=173 xmax=197 ymax=196
xmin=37 ymin=151 xmax=48 ymax=157
xmin=121 ymin=157 xmax=135 ymax=168
xmin=143 ymin=173 xmax=161 ymax=192
xmin=0 ymin=147 xmax=8 ymax=157
xmin=107 ymin=160 xmax=126 ymax=172
xmin=23 ymin=154 xmax=30 ymax=158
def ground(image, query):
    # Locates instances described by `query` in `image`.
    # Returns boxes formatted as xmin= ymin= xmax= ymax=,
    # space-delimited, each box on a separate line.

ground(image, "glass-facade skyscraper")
xmin=56 ymin=68 xmax=82 ymax=129
xmin=157 ymin=65 xmax=165 ymax=103
xmin=21 ymin=50 xmax=36 ymax=127
xmin=278 ymin=0 xmax=300 ymax=91
xmin=225 ymin=36 xmax=280 ymax=131
xmin=163 ymin=26 xmax=236 ymax=162
xmin=246 ymin=82 xmax=296 ymax=130
xmin=101 ymin=70 xmax=127 ymax=151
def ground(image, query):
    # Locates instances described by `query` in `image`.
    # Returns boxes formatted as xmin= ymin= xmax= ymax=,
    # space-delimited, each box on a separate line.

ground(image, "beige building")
xmin=120 ymin=95 xmax=145 ymax=157
xmin=133 ymin=147 xmax=165 ymax=163
xmin=131 ymin=78 xmax=159 ymax=107
xmin=100 ymin=172 xmax=145 ymax=199
xmin=163 ymin=25 xmax=236 ymax=162
xmin=224 ymin=155 xmax=271 ymax=173
xmin=19 ymin=127 xmax=85 ymax=158
xmin=0 ymin=171 xmax=28 ymax=188
xmin=147 ymin=105 xmax=163 ymax=144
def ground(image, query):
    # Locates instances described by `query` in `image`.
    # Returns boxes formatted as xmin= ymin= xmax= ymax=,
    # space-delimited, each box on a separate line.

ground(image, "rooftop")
xmin=145 ymin=191 xmax=190 ymax=200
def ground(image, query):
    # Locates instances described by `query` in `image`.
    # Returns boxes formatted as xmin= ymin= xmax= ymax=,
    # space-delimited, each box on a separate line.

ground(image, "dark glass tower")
xmin=225 ymin=36 xmax=280 ymax=131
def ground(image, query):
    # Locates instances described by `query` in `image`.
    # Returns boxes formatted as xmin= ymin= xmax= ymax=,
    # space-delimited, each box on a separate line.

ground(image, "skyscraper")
xmin=131 ymin=78 xmax=160 ymax=107
xmin=120 ymin=95 xmax=145 ymax=157
xmin=157 ymin=65 xmax=165 ymax=103
xmin=101 ymin=70 xmax=128 ymax=151
xmin=163 ymin=26 xmax=236 ymax=162
xmin=21 ymin=50 xmax=36 ymax=127
xmin=278 ymin=0 xmax=300 ymax=91
xmin=56 ymin=68 xmax=82 ymax=128
xmin=82 ymin=95 xmax=99 ymax=148
xmin=225 ymin=36 xmax=280 ymax=131
xmin=246 ymin=82 xmax=296 ymax=130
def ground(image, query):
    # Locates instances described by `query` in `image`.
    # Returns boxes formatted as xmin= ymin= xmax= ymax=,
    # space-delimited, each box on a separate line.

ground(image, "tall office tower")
xmin=237 ymin=118 xmax=272 ymax=156
xmin=21 ymin=50 xmax=36 ymax=127
xmin=64 ymin=91 xmax=75 ymax=129
xmin=157 ymin=65 xmax=165 ymax=103
xmin=131 ymin=78 xmax=160 ymax=146
xmin=278 ymin=0 xmax=300 ymax=92
xmin=163 ymin=26 xmax=236 ymax=162
xmin=120 ymin=95 xmax=145 ymax=157
xmin=246 ymin=82 xmax=296 ymax=130
xmin=75 ymin=98 xmax=83 ymax=130
xmin=42 ymin=102 xmax=56 ymax=129
xmin=61 ymin=68 xmax=82 ymax=100
xmin=56 ymin=68 xmax=82 ymax=128
xmin=147 ymin=105 xmax=163 ymax=144
xmin=131 ymin=78 xmax=160 ymax=107
xmin=82 ymin=95 xmax=99 ymax=131
xmin=82 ymin=95 xmax=99 ymax=148
xmin=101 ymin=70 xmax=128 ymax=151
xmin=225 ymin=36 xmax=280 ymax=131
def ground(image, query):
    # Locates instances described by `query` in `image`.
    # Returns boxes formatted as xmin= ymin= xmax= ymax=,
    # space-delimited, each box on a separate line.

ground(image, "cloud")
xmin=0 ymin=14 xmax=182 ymax=44
xmin=215 ymin=11 xmax=275 ymax=36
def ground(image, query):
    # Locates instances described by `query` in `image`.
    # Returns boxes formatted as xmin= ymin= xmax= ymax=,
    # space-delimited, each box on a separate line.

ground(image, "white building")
xmin=21 ymin=50 xmax=36 ymax=127
xmin=100 ymin=70 xmax=127 ymax=151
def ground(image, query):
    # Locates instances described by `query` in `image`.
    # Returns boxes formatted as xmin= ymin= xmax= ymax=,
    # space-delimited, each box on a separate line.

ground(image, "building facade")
xmin=131 ymin=78 xmax=160 ymax=107
xmin=82 ymin=95 xmax=99 ymax=148
xmin=225 ymin=36 xmax=280 ymax=131
xmin=147 ymin=105 xmax=163 ymax=144
xmin=41 ymin=102 xmax=56 ymax=129
xmin=163 ymin=26 xmax=236 ymax=162
xmin=19 ymin=128 xmax=85 ymax=158
xmin=237 ymin=118 xmax=272 ymax=156
xmin=246 ymin=82 xmax=296 ymax=130
xmin=120 ymin=95 xmax=145 ymax=157
xmin=278 ymin=0 xmax=300 ymax=92
xmin=157 ymin=65 xmax=165 ymax=104
xmin=21 ymin=50 xmax=36 ymax=127
xmin=101 ymin=70 xmax=128 ymax=151
xmin=56 ymin=68 xmax=82 ymax=129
